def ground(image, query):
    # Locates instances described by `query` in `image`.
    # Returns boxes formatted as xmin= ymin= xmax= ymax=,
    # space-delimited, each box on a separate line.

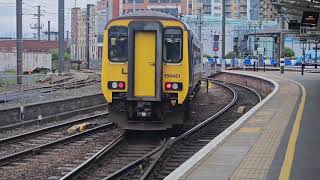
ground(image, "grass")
xmin=0 ymin=70 xmax=17 ymax=75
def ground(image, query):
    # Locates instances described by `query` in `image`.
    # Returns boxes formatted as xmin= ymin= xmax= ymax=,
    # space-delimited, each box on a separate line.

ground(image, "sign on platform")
xmin=257 ymin=47 xmax=264 ymax=54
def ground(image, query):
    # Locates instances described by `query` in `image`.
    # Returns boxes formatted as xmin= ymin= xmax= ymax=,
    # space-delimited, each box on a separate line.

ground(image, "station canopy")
xmin=273 ymin=0 xmax=320 ymax=20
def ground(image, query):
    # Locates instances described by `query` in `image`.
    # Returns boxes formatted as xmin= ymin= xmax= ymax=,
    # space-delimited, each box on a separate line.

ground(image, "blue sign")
xmin=208 ymin=57 xmax=214 ymax=64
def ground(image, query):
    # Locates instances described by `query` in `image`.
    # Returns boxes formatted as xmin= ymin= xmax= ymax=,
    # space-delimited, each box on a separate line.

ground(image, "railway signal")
xmin=214 ymin=35 xmax=219 ymax=41
xmin=233 ymin=37 xmax=239 ymax=56
xmin=213 ymin=35 xmax=219 ymax=52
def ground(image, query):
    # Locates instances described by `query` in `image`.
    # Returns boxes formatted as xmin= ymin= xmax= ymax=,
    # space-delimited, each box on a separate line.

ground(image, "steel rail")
xmin=211 ymin=79 xmax=262 ymax=102
xmin=0 ymin=122 xmax=114 ymax=166
xmin=140 ymin=81 xmax=238 ymax=180
xmin=60 ymin=132 xmax=126 ymax=180
xmin=0 ymin=112 xmax=109 ymax=144
xmin=102 ymin=138 xmax=168 ymax=180
xmin=60 ymin=80 xmax=262 ymax=180
xmin=0 ymin=104 xmax=108 ymax=131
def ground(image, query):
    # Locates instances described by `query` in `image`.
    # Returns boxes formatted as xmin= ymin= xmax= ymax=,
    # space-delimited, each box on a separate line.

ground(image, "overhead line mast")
xmin=16 ymin=0 xmax=23 ymax=84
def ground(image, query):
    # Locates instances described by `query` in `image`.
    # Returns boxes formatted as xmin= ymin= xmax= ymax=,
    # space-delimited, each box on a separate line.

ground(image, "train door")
xmin=127 ymin=22 xmax=162 ymax=102
xmin=134 ymin=31 xmax=156 ymax=97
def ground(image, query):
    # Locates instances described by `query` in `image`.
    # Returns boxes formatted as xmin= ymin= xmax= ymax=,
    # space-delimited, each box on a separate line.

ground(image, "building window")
xmin=149 ymin=0 xmax=158 ymax=2
xmin=128 ymin=0 xmax=144 ymax=3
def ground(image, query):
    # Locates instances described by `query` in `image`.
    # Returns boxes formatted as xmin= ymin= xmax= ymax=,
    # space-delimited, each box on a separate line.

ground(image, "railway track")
xmin=0 ymin=125 xmax=122 ymax=180
xmin=0 ymin=79 xmax=100 ymax=104
xmin=0 ymin=104 xmax=108 ymax=134
xmin=0 ymin=112 xmax=110 ymax=167
xmin=0 ymin=79 xmax=262 ymax=180
xmin=60 ymin=132 xmax=166 ymax=180
xmin=84 ymin=80 xmax=261 ymax=180
xmin=140 ymin=80 xmax=261 ymax=180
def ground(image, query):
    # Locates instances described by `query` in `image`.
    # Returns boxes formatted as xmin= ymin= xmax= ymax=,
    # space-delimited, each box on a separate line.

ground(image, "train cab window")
xmin=108 ymin=27 xmax=128 ymax=62
xmin=163 ymin=28 xmax=182 ymax=63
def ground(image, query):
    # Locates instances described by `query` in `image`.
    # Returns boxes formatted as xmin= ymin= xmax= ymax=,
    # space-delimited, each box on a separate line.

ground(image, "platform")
xmin=165 ymin=70 xmax=320 ymax=180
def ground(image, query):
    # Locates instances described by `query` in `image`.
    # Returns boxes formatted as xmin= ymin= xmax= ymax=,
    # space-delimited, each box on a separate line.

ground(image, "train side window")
xmin=192 ymin=43 xmax=201 ymax=65
xmin=163 ymin=28 xmax=182 ymax=63
xmin=108 ymin=27 xmax=128 ymax=62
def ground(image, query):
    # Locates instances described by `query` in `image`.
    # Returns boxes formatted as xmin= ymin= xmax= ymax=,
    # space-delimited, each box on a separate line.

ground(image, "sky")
xmin=0 ymin=0 xmax=97 ymax=37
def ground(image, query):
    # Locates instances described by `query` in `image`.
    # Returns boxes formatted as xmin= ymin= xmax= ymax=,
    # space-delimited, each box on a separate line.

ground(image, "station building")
xmin=182 ymin=15 xmax=277 ymax=57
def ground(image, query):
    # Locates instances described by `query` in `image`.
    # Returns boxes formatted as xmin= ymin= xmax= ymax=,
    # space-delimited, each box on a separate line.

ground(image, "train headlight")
xmin=172 ymin=83 xmax=179 ymax=90
xmin=111 ymin=82 xmax=118 ymax=89
xmin=108 ymin=81 xmax=125 ymax=90
xmin=165 ymin=82 xmax=182 ymax=91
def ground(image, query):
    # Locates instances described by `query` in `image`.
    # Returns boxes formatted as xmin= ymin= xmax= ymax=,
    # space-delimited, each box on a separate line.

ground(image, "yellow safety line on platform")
xmin=279 ymin=83 xmax=306 ymax=180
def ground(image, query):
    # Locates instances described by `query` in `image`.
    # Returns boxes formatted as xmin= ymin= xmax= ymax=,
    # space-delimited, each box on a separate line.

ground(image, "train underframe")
xmin=108 ymin=98 xmax=187 ymax=130
xmin=108 ymin=83 xmax=201 ymax=131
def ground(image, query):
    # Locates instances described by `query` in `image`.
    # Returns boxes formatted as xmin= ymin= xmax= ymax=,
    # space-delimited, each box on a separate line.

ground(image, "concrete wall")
xmin=213 ymin=72 xmax=274 ymax=95
xmin=0 ymin=93 xmax=106 ymax=126
xmin=0 ymin=52 xmax=52 ymax=72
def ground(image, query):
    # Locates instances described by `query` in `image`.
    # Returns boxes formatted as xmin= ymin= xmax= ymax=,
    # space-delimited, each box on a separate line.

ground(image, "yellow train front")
xmin=101 ymin=11 xmax=202 ymax=130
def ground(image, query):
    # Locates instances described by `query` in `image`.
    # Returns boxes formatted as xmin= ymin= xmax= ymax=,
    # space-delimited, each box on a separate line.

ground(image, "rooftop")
xmin=0 ymin=40 xmax=63 ymax=53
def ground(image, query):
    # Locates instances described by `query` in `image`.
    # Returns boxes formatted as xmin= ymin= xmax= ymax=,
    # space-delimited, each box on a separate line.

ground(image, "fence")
xmin=0 ymin=73 xmax=101 ymax=110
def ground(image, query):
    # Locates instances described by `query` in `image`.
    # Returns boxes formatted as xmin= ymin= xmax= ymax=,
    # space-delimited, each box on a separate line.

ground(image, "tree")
xmin=51 ymin=48 xmax=59 ymax=61
xmin=284 ymin=47 xmax=295 ymax=57
xmin=51 ymin=48 xmax=71 ymax=61
xmin=225 ymin=51 xmax=237 ymax=59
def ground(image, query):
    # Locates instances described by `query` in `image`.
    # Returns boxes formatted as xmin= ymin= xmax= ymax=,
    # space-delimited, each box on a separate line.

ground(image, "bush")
xmin=284 ymin=47 xmax=295 ymax=57
xmin=51 ymin=48 xmax=71 ymax=61
xmin=225 ymin=51 xmax=237 ymax=59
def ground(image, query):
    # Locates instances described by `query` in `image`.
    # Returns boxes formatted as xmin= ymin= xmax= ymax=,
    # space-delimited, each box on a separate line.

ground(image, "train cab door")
xmin=128 ymin=22 xmax=163 ymax=101
xmin=134 ymin=31 xmax=156 ymax=97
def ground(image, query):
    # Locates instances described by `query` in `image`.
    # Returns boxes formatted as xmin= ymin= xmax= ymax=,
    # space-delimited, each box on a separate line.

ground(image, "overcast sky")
xmin=0 ymin=0 xmax=97 ymax=37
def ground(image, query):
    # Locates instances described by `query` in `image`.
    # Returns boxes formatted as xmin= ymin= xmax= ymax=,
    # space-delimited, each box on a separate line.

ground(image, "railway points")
xmin=2 ymin=1 xmax=320 ymax=179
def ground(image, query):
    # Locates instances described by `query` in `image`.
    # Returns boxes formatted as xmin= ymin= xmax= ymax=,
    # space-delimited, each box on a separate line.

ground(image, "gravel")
xmin=0 ymin=128 xmax=124 ymax=180
xmin=0 ymin=84 xmax=102 ymax=110
xmin=0 ymin=81 xmax=239 ymax=180
xmin=187 ymin=81 xmax=234 ymax=127
xmin=0 ymin=109 xmax=108 ymax=140
xmin=0 ymin=114 xmax=110 ymax=158
xmin=143 ymin=82 xmax=261 ymax=180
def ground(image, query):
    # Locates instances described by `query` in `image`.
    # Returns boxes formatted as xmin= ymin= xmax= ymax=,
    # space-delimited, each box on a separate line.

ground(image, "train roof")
xmin=112 ymin=10 xmax=190 ymax=30
xmin=121 ymin=10 xmax=177 ymax=19
xmin=107 ymin=10 xmax=201 ymax=43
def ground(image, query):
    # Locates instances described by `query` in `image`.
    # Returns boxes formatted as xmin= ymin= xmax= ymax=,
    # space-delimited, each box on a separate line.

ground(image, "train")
xmin=101 ymin=11 xmax=203 ymax=130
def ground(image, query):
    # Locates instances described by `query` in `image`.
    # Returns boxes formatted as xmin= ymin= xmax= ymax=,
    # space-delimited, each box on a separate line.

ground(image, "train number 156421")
xmin=164 ymin=74 xmax=181 ymax=78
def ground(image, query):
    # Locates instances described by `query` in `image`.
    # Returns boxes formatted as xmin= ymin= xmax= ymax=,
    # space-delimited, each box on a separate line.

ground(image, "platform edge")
xmin=164 ymin=71 xmax=280 ymax=180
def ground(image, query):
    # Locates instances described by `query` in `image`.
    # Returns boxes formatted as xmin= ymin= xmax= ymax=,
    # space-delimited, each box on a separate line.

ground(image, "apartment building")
xmin=120 ymin=0 xmax=188 ymax=17
xmin=71 ymin=5 xmax=98 ymax=61
xmin=259 ymin=0 xmax=277 ymax=20
xmin=249 ymin=0 xmax=277 ymax=21
xmin=212 ymin=0 xmax=246 ymax=19
xmin=230 ymin=0 xmax=247 ymax=19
